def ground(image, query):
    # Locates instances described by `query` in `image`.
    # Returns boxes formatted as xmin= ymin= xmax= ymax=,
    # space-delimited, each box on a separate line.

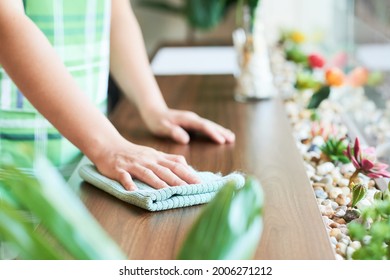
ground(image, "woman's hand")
xmin=141 ymin=108 xmax=236 ymax=144
xmin=92 ymin=138 xmax=201 ymax=191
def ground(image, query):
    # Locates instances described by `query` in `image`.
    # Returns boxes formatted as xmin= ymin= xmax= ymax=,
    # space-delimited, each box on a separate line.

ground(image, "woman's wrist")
xmin=81 ymin=128 xmax=128 ymax=164
xmin=139 ymin=97 xmax=169 ymax=122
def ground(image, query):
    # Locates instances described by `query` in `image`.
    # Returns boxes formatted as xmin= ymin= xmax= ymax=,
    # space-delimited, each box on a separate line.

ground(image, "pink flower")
xmin=310 ymin=121 xmax=337 ymax=141
xmin=347 ymin=66 xmax=369 ymax=87
xmin=330 ymin=52 xmax=348 ymax=68
xmin=345 ymin=137 xmax=390 ymax=178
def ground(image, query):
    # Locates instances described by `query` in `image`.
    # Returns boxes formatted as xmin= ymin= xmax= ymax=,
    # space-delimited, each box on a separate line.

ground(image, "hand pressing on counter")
xmin=109 ymin=0 xmax=236 ymax=146
xmin=90 ymin=137 xmax=201 ymax=191
xmin=141 ymin=108 xmax=236 ymax=145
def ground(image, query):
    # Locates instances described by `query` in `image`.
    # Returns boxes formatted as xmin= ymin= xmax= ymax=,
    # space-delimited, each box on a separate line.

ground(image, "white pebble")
xmin=340 ymin=237 xmax=350 ymax=245
xmin=329 ymin=187 xmax=343 ymax=199
xmin=340 ymin=163 xmax=355 ymax=174
xmin=356 ymin=199 xmax=372 ymax=211
xmin=330 ymin=236 xmax=338 ymax=245
xmin=340 ymin=186 xmax=351 ymax=196
xmin=336 ymin=243 xmax=347 ymax=256
xmin=346 ymin=246 xmax=355 ymax=259
xmin=317 ymin=162 xmax=335 ymax=176
xmin=338 ymin=178 xmax=350 ymax=188
xmin=350 ymin=241 xmax=361 ymax=250
xmin=312 ymin=136 xmax=325 ymax=147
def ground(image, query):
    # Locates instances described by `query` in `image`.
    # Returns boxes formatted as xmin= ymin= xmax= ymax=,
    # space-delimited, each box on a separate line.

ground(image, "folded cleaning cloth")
xmin=78 ymin=164 xmax=246 ymax=211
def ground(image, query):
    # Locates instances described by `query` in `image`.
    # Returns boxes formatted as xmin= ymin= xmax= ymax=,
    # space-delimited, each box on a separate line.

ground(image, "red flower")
xmin=346 ymin=137 xmax=390 ymax=178
xmin=308 ymin=53 xmax=326 ymax=68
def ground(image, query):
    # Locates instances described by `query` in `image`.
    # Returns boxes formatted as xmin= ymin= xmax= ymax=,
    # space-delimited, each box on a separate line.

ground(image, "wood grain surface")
xmin=69 ymin=74 xmax=335 ymax=260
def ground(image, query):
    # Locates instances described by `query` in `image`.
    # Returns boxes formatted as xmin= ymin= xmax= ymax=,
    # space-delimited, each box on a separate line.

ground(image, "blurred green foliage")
xmin=0 ymin=152 xmax=126 ymax=260
xmin=348 ymin=196 xmax=390 ymax=259
xmin=140 ymin=0 xmax=261 ymax=30
xmin=320 ymin=137 xmax=350 ymax=164
xmin=177 ymin=177 xmax=264 ymax=260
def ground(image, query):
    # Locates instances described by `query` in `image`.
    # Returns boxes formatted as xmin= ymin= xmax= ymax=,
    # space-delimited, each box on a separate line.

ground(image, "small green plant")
xmin=348 ymin=196 xmax=390 ymax=259
xmin=140 ymin=0 xmax=235 ymax=30
xmin=294 ymin=72 xmax=322 ymax=91
xmin=177 ymin=177 xmax=263 ymax=260
xmin=350 ymin=182 xmax=367 ymax=208
xmin=374 ymin=182 xmax=390 ymax=201
xmin=140 ymin=0 xmax=260 ymax=30
xmin=320 ymin=137 xmax=350 ymax=164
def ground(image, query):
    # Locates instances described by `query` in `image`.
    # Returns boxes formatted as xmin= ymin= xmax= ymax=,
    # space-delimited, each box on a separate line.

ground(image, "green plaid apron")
xmin=0 ymin=0 xmax=111 ymax=178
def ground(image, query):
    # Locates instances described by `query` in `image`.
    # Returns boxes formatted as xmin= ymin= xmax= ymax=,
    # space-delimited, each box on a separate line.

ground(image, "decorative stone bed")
xmin=269 ymin=45 xmax=389 ymax=260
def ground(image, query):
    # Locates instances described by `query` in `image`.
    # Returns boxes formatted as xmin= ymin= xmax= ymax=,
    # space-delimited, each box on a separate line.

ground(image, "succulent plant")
xmin=351 ymin=182 xmax=367 ymax=208
xmin=320 ymin=137 xmax=350 ymax=164
xmin=285 ymin=46 xmax=308 ymax=65
xmin=348 ymin=198 xmax=390 ymax=260
xmin=345 ymin=137 xmax=390 ymax=184
xmin=295 ymin=72 xmax=322 ymax=91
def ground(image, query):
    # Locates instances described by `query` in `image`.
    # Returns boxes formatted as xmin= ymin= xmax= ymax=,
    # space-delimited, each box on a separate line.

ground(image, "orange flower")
xmin=325 ymin=67 xmax=345 ymax=86
xmin=347 ymin=66 xmax=369 ymax=87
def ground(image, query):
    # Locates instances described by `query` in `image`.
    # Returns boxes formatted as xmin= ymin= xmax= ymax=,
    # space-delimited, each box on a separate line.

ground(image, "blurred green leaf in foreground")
xmin=0 ymin=152 xmax=126 ymax=260
xmin=177 ymin=176 xmax=264 ymax=260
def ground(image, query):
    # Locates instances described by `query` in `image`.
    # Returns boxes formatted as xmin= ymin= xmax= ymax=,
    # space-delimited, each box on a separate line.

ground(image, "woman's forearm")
xmin=0 ymin=3 xmax=122 ymax=162
xmin=109 ymin=0 xmax=168 ymax=117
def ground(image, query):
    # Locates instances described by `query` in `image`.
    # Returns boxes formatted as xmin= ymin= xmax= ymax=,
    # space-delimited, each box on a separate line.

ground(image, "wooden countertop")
xmin=68 ymin=74 xmax=335 ymax=260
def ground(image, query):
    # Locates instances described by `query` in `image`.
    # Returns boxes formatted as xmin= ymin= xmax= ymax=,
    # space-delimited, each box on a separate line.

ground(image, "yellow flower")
xmin=290 ymin=31 xmax=305 ymax=44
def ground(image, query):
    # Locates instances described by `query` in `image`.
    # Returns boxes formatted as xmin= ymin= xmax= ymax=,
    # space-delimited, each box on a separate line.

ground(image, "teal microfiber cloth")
xmin=78 ymin=164 xmax=245 ymax=211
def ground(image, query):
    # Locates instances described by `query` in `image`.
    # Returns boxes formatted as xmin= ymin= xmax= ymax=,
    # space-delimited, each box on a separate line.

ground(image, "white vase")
xmin=232 ymin=6 xmax=276 ymax=102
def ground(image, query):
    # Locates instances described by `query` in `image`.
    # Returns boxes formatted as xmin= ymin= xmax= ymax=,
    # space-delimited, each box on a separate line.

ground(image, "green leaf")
xmin=295 ymin=72 xmax=322 ymax=91
xmin=140 ymin=0 xmax=237 ymax=30
xmin=371 ymin=222 xmax=390 ymax=240
xmin=0 ymin=201 xmax=62 ymax=260
xmin=366 ymin=71 xmax=384 ymax=87
xmin=320 ymin=138 xmax=350 ymax=164
xmin=177 ymin=177 xmax=263 ymax=260
xmin=186 ymin=0 xmax=229 ymax=30
xmin=348 ymin=222 xmax=365 ymax=241
xmin=374 ymin=191 xmax=384 ymax=201
xmin=285 ymin=46 xmax=308 ymax=65
xmin=338 ymin=155 xmax=351 ymax=164
xmin=307 ymin=86 xmax=331 ymax=109
xmin=1 ymin=157 xmax=126 ymax=260
xmin=351 ymin=183 xmax=367 ymax=208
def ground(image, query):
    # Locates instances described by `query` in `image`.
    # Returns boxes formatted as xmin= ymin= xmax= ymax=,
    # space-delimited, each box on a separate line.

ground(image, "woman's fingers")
xmin=116 ymin=169 xmax=137 ymax=191
xmin=131 ymin=164 xmax=169 ymax=189
xmin=143 ymin=108 xmax=235 ymax=144
xmin=159 ymin=159 xmax=201 ymax=184
xmin=95 ymin=141 xmax=201 ymax=190
xmin=171 ymin=111 xmax=235 ymax=144
xmin=146 ymin=163 xmax=188 ymax=186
